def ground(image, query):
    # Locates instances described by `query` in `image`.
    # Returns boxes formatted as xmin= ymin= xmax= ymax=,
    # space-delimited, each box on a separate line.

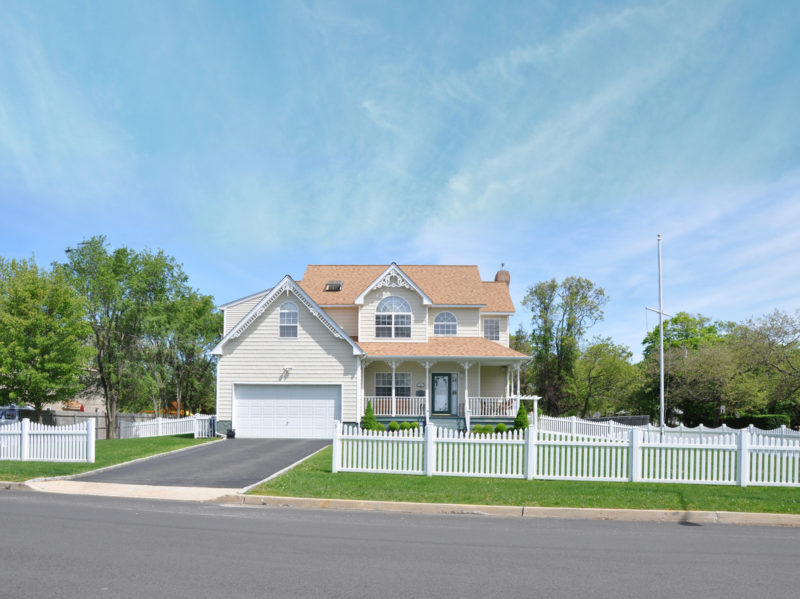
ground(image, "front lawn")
xmin=251 ymin=446 xmax=800 ymax=515
xmin=0 ymin=434 xmax=216 ymax=482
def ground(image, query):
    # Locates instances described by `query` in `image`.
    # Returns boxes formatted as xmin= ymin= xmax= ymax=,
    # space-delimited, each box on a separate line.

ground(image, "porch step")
xmin=429 ymin=417 xmax=467 ymax=432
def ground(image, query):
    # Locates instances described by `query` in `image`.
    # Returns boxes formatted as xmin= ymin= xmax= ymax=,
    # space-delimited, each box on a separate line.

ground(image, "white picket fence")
xmin=0 ymin=419 xmax=95 ymax=463
xmin=331 ymin=421 xmax=800 ymax=487
xmin=119 ymin=415 xmax=215 ymax=439
xmin=537 ymin=414 xmax=800 ymax=442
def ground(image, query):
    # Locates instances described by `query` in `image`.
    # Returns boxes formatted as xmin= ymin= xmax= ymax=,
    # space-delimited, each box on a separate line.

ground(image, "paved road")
xmin=2 ymin=491 xmax=799 ymax=599
xmin=79 ymin=438 xmax=328 ymax=488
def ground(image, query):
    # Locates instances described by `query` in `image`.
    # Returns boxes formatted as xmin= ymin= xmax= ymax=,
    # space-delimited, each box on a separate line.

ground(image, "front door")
xmin=432 ymin=373 xmax=451 ymax=414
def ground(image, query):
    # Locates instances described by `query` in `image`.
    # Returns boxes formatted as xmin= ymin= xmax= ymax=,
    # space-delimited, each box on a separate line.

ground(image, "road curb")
xmin=1 ymin=481 xmax=33 ymax=492
xmin=213 ymin=493 xmax=800 ymax=527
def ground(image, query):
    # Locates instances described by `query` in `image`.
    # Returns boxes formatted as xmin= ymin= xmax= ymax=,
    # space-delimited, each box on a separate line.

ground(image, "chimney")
xmin=494 ymin=263 xmax=510 ymax=286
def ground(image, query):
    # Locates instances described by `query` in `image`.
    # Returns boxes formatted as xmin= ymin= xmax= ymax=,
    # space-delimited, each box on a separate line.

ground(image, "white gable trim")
xmin=211 ymin=275 xmax=364 ymax=356
xmin=217 ymin=288 xmax=272 ymax=310
xmin=354 ymin=263 xmax=432 ymax=306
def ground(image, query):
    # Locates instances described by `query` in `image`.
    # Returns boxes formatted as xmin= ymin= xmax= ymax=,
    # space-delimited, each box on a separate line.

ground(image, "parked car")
xmin=0 ymin=405 xmax=21 ymax=425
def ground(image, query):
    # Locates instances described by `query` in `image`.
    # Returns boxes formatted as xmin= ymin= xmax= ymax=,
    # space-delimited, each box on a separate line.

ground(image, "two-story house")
xmin=212 ymin=263 xmax=528 ymax=438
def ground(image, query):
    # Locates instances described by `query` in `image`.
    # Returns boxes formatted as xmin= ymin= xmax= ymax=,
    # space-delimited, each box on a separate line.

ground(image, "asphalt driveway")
xmin=79 ymin=439 xmax=329 ymax=489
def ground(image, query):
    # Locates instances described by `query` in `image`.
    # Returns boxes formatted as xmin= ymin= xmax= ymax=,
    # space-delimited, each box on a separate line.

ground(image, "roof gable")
xmin=353 ymin=263 xmax=432 ymax=305
xmin=211 ymin=275 xmax=364 ymax=356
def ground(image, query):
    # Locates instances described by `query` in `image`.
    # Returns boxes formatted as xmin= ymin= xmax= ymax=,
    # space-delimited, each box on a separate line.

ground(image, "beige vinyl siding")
xmin=358 ymin=287 xmax=427 ymax=343
xmin=428 ymin=308 xmax=480 ymax=337
xmin=482 ymin=315 xmax=510 ymax=347
xmin=223 ymin=294 xmax=267 ymax=336
xmin=323 ymin=307 xmax=358 ymax=337
xmin=216 ymin=295 xmax=358 ymax=423
xmin=479 ymin=365 xmax=508 ymax=397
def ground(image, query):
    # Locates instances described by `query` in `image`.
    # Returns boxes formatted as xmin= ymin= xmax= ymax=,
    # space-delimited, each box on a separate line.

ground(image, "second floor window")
xmin=279 ymin=301 xmax=298 ymax=338
xmin=375 ymin=296 xmax=411 ymax=338
xmin=483 ymin=318 xmax=500 ymax=341
xmin=433 ymin=311 xmax=457 ymax=336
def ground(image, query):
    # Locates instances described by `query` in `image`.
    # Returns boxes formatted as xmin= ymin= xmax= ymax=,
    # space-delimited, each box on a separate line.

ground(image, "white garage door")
xmin=233 ymin=384 xmax=340 ymax=439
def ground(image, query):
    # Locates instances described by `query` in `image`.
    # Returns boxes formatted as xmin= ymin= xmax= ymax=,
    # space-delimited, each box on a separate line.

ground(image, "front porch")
xmin=360 ymin=357 xmax=526 ymax=429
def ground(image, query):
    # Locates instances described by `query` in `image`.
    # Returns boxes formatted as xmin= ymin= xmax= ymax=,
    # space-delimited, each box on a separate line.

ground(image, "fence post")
xmin=193 ymin=415 xmax=200 ymax=438
xmin=524 ymin=426 xmax=537 ymax=480
xmin=610 ymin=421 xmax=615 ymax=439
xmin=86 ymin=418 xmax=96 ymax=463
xmin=20 ymin=418 xmax=30 ymax=461
xmin=157 ymin=417 xmax=162 ymax=437
xmin=629 ymin=429 xmax=641 ymax=482
xmin=424 ymin=423 xmax=436 ymax=477
xmin=331 ymin=421 xmax=342 ymax=473
xmin=570 ymin=415 xmax=576 ymax=435
xmin=738 ymin=429 xmax=750 ymax=487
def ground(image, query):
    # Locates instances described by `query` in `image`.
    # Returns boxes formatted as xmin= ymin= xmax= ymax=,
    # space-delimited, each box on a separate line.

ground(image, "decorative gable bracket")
xmin=354 ymin=263 xmax=432 ymax=305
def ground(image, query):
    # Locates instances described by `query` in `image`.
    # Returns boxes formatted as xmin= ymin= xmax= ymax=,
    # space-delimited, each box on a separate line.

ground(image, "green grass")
xmin=251 ymin=446 xmax=800 ymax=514
xmin=0 ymin=434 xmax=216 ymax=482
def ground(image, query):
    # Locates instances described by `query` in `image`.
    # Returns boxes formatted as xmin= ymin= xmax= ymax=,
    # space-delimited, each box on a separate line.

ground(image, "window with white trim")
xmin=483 ymin=318 xmax=500 ymax=341
xmin=279 ymin=301 xmax=298 ymax=338
xmin=375 ymin=296 xmax=411 ymax=338
xmin=375 ymin=372 xmax=411 ymax=397
xmin=433 ymin=311 xmax=458 ymax=336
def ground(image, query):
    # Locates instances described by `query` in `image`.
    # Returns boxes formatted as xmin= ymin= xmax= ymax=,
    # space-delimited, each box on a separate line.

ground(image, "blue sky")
xmin=1 ymin=0 xmax=799 ymax=360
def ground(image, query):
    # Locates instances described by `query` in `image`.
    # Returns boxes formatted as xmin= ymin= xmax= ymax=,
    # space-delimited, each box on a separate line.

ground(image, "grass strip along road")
xmin=0 ymin=434 xmax=215 ymax=482
xmin=252 ymin=446 xmax=800 ymax=515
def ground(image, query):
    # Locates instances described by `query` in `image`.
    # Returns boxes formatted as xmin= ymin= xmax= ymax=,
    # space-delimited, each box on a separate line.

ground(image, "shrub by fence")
xmin=332 ymin=421 xmax=800 ymax=487
xmin=0 ymin=419 xmax=95 ymax=463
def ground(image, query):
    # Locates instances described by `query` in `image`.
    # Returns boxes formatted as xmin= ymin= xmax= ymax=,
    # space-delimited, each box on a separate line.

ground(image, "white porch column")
xmin=505 ymin=366 xmax=510 ymax=397
xmin=424 ymin=361 xmax=431 ymax=424
xmin=356 ymin=356 xmax=363 ymax=425
xmin=516 ymin=364 xmax=521 ymax=396
xmin=460 ymin=361 xmax=473 ymax=431
xmin=390 ymin=360 xmax=398 ymax=418
xmin=477 ymin=363 xmax=481 ymax=398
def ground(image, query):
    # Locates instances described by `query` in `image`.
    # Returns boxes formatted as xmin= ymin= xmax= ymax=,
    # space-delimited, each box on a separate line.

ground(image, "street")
xmin=1 ymin=490 xmax=799 ymax=599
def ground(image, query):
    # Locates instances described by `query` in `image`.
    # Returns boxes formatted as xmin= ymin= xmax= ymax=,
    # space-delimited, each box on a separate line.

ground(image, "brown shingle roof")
xmin=298 ymin=264 xmax=515 ymax=312
xmin=358 ymin=337 xmax=528 ymax=358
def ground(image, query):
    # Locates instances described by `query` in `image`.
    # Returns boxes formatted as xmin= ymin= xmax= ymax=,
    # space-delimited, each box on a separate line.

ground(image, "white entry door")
xmin=233 ymin=384 xmax=340 ymax=439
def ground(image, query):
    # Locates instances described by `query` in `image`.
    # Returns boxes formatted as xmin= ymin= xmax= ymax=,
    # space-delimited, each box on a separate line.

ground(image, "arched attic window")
xmin=279 ymin=301 xmax=298 ymax=338
xmin=375 ymin=296 xmax=411 ymax=338
xmin=433 ymin=311 xmax=457 ymax=336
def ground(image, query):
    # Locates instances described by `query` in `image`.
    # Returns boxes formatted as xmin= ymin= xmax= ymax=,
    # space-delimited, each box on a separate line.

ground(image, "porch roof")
xmin=358 ymin=337 xmax=528 ymax=359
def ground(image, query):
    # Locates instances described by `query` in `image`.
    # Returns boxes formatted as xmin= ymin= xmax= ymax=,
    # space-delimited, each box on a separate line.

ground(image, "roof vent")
xmin=324 ymin=280 xmax=343 ymax=292
xmin=494 ymin=263 xmax=510 ymax=285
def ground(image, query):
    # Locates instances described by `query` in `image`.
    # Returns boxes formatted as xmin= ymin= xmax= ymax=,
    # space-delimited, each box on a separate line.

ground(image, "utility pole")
xmin=646 ymin=234 xmax=672 ymax=431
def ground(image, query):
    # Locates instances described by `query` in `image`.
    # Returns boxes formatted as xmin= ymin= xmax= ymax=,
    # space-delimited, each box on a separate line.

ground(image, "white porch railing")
xmin=469 ymin=397 xmax=519 ymax=418
xmin=119 ymin=415 xmax=215 ymax=439
xmin=364 ymin=396 xmax=425 ymax=418
xmin=0 ymin=419 xmax=95 ymax=463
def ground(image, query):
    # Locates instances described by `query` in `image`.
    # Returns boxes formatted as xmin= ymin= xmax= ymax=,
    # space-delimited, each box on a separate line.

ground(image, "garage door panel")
xmin=234 ymin=384 xmax=339 ymax=439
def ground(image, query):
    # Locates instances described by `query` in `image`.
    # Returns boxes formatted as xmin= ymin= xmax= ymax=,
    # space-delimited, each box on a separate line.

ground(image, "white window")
xmin=279 ymin=301 xmax=298 ymax=338
xmin=376 ymin=372 xmax=411 ymax=397
xmin=484 ymin=318 xmax=500 ymax=341
xmin=433 ymin=311 xmax=457 ymax=336
xmin=375 ymin=296 xmax=412 ymax=338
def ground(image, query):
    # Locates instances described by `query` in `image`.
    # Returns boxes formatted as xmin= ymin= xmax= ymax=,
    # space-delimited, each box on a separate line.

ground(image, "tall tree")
xmin=737 ymin=310 xmax=800 ymax=426
xmin=60 ymin=236 xmax=190 ymax=437
xmin=522 ymin=277 xmax=608 ymax=415
xmin=642 ymin=312 xmax=730 ymax=358
xmin=570 ymin=338 xmax=641 ymax=418
xmin=0 ymin=257 xmax=94 ymax=420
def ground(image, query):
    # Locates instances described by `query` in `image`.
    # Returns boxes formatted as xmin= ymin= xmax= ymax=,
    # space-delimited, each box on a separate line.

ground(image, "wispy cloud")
xmin=0 ymin=15 xmax=136 ymax=207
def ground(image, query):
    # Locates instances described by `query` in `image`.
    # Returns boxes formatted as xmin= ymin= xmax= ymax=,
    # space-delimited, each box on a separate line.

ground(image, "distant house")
xmin=212 ymin=264 xmax=528 ymax=438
